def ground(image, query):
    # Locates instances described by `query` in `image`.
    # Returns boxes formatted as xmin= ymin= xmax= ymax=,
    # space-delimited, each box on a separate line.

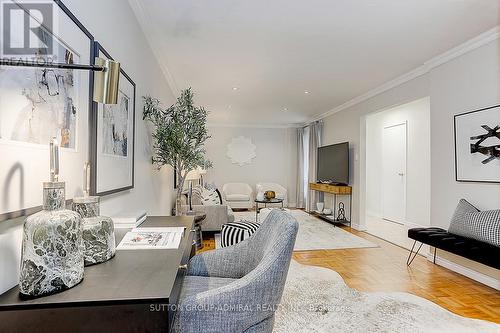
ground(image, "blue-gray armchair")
xmin=172 ymin=209 xmax=299 ymax=333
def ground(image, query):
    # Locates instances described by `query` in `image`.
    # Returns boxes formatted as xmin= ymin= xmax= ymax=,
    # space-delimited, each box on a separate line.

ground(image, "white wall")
xmin=429 ymin=41 xmax=500 ymax=228
xmin=205 ymin=126 xmax=297 ymax=206
xmin=323 ymin=75 xmax=430 ymax=229
xmin=0 ymin=0 xmax=176 ymax=295
xmin=366 ymin=98 xmax=431 ymax=225
xmin=365 ymin=98 xmax=431 ymax=249
xmin=322 ymin=37 xmax=499 ymax=283
xmin=428 ymin=39 xmax=500 ymax=285
xmin=63 ymin=0 xmax=176 ymax=217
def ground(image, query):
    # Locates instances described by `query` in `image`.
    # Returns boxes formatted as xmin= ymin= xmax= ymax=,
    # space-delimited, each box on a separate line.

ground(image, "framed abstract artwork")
xmin=0 ymin=0 xmax=94 ymax=221
xmin=90 ymin=42 xmax=135 ymax=196
xmin=454 ymin=105 xmax=500 ymax=183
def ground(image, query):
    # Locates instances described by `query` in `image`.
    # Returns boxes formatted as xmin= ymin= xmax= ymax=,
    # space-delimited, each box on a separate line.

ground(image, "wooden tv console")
xmin=308 ymin=183 xmax=352 ymax=226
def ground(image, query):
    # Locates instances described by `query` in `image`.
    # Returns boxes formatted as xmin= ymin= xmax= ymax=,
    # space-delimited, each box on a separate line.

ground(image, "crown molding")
xmin=127 ymin=4 xmax=498 ymax=127
xmin=308 ymin=26 xmax=500 ymax=123
xmin=423 ymin=26 xmax=500 ymax=69
xmin=207 ymin=122 xmax=302 ymax=129
xmin=128 ymin=0 xmax=179 ymax=97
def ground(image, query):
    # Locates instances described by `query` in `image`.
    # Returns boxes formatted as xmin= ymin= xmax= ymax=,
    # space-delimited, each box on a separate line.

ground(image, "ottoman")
xmin=221 ymin=221 xmax=260 ymax=247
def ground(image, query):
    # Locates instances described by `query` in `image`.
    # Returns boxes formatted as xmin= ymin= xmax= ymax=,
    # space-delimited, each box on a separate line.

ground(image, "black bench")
xmin=407 ymin=227 xmax=500 ymax=269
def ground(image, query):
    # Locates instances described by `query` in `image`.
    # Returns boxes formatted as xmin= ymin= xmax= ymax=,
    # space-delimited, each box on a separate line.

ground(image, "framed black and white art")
xmin=0 ymin=0 xmax=94 ymax=221
xmin=454 ymin=105 xmax=500 ymax=183
xmin=90 ymin=42 xmax=135 ymax=196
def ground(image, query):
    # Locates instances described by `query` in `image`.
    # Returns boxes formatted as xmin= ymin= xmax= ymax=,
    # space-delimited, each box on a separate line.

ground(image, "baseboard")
xmin=365 ymin=211 xmax=382 ymax=219
xmin=405 ymin=221 xmax=427 ymax=229
xmin=428 ymin=253 xmax=500 ymax=290
xmin=351 ymin=223 xmax=367 ymax=231
xmin=365 ymin=213 xmax=427 ymax=229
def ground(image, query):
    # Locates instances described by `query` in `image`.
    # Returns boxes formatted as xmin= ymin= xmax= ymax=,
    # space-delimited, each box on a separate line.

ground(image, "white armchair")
xmin=256 ymin=183 xmax=288 ymax=207
xmin=222 ymin=183 xmax=254 ymax=210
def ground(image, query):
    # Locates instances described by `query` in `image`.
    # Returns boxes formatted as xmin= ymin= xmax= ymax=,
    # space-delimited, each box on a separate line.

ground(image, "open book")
xmin=116 ymin=227 xmax=186 ymax=250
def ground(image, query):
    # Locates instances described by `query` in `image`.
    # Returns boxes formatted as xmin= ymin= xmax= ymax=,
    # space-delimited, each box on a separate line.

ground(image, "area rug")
xmin=274 ymin=260 xmax=499 ymax=333
xmin=215 ymin=209 xmax=377 ymax=251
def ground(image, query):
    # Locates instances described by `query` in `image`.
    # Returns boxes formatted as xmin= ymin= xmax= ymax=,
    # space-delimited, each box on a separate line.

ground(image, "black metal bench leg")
xmin=433 ymin=247 xmax=437 ymax=264
xmin=406 ymin=240 xmax=423 ymax=266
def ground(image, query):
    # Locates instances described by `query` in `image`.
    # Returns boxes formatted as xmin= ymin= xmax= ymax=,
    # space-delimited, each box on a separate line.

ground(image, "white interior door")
xmin=382 ymin=122 xmax=407 ymax=224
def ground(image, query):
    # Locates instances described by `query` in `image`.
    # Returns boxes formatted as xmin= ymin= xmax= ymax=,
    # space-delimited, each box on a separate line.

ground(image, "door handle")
xmin=398 ymin=173 xmax=404 ymax=176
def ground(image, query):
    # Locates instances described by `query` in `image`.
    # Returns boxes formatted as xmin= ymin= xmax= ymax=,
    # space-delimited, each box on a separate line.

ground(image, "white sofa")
xmin=222 ymin=183 xmax=254 ymax=209
xmin=256 ymin=183 xmax=288 ymax=207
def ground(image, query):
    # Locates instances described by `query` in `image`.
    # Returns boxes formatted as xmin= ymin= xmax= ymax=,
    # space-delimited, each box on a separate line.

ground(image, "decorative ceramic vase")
xmin=19 ymin=181 xmax=84 ymax=297
xmin=19 ymin=138 xmax=84 ymax=298
xmin=316 ymin=202 xmax=325 ymax=213
xmin=264 ymin=191 xmax=276 ymax=200
xmin=256 ymin=192 xmax=265 ymax=201
xmin=72 ymin=196 xmax=115 ymax=266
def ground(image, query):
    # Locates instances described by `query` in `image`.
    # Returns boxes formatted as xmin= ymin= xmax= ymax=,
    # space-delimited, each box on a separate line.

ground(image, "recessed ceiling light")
xmin=232 ymin=87 xmax=238 ymax=91
xmin=304 ymin=91 xmax=310 ymax=94
xmin=283 ymin=107 xmax=288 ymax=112
xmin=228 ymin=105 xmax=232 ymax=109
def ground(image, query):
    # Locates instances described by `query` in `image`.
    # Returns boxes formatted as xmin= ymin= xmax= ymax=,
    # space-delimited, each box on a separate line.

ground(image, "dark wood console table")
xmin=0 ymin=216 xmax=195 ymax=333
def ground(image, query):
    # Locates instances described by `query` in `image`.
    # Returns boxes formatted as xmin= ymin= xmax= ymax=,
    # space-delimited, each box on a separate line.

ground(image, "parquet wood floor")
xmin=199 ymin=218 xmax=500 ymax=323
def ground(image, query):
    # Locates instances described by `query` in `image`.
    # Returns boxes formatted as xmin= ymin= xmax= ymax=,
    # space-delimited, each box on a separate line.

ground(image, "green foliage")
xmin=143 ymin=88 xmax=211 ymax=194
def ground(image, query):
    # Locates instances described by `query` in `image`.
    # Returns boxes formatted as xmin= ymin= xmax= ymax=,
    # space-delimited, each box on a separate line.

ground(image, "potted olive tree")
xmin=143 ymin=88 xmax=211 ymax=215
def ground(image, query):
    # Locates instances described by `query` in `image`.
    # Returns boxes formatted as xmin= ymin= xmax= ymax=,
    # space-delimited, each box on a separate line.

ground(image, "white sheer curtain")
xmin=295 ymin=127 xmax=305 ymax=208
xmin=296 ymin=121 xmax=323 ymax=210
xmin=306 ymin=121 xmax=323 ymax=211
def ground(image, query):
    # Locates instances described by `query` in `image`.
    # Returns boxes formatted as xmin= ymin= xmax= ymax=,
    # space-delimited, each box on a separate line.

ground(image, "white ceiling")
xmin=130 ymin=0 xmax=499 ymax=126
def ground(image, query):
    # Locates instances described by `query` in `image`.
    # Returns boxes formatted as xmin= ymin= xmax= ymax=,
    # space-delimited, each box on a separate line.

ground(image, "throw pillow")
xmin=448 ymin=199 xmax=479 ymax=236
xmin=464 ymin=210 xmax=500 ymax=247
xmin=215 ymin=188 xmax=223 ymax=204
xmin=201 ymin=188 xmax=221 ymax=206
xmin=204 ymin=182 xmax=217 ymax=190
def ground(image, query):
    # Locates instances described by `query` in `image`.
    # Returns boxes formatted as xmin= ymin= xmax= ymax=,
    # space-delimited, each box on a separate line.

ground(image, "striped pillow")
xmin=221 ymin=221 xmax=260 ymax=247
xmin=463 ymin=210 xmax=500 ymax=247
xmin=201 ymin=188 xmax=222 ymax=205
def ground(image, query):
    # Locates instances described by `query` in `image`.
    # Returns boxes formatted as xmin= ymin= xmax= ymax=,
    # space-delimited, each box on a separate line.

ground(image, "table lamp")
xmin=185 ymin=169 xmax=201 ymax=212
xmin=198 ymin=167 xmax=207 ymax=187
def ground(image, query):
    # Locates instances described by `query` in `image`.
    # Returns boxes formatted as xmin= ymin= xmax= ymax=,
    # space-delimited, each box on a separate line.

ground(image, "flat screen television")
xmin=317 ymin=142 xmax=349 ymax=185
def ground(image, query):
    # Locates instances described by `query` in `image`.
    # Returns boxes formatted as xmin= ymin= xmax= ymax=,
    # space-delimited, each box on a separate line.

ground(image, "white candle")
xmin=83 ymin=162 xmax=91 ymax=197
xmin=50 ymin=137 xmax=59 ymax=182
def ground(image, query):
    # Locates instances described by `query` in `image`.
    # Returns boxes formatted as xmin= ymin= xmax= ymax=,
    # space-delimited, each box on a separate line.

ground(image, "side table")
xmin=254 ymin=198 xmax=284 ymax=222
xmin=193 ymin=214 xmax=206 ymax=250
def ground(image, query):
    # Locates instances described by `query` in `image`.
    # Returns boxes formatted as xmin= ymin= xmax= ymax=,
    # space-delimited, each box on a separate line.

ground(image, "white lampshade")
xmin=198 ymin=166 xmax=207 ymax=175
xmin=185 ymin=169 xmax=201 ymax=181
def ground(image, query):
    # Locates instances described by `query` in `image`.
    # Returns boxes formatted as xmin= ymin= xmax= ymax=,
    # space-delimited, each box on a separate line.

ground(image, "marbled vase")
xmin=19 ymin=182 xmax=84 ymax=297
xmin=72 ymin=197 xmax=115 ymax=266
